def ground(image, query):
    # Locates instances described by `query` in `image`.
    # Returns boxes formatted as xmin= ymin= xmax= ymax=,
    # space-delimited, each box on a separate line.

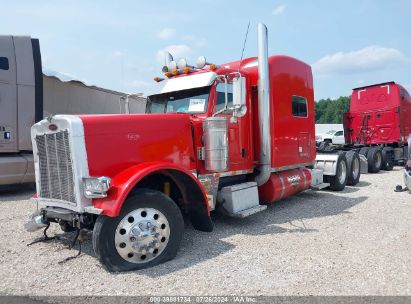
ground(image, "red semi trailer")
xmin=318 ymin=82 xmax=411 ymax=174
xmin=25 ymin=23 xmax=356 ymax=271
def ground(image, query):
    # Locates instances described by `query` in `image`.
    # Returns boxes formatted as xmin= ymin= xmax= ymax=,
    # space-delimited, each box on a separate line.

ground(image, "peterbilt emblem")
xmin=287 ymin=175 xmax=301 ymax=187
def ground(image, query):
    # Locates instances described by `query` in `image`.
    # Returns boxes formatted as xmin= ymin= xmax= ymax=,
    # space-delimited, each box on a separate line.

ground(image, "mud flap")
xmin=359 ymin=154 xmax=368 ymax=174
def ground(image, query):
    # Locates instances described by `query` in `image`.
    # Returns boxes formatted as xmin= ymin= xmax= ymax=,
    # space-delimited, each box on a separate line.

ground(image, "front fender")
xmin=92 ymin=162 xmax=211 ymax=229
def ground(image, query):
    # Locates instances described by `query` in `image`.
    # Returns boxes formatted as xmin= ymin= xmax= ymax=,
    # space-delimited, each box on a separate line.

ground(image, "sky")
xmin=2 ymin=0 xmax=411 ymax=100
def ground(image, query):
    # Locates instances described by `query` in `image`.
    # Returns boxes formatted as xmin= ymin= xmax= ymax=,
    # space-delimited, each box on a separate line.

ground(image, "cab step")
xmin=228 ymin=205 xmax=267 ymax=218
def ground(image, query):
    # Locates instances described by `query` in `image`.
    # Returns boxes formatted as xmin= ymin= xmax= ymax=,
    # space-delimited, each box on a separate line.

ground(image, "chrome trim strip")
xmin=214 ymin=169 xmax=253 ymax=178
xmin=300 ymin=168 xmax=307 ymax=188
xmin=278 ymin=173 xmax=285 ymax=200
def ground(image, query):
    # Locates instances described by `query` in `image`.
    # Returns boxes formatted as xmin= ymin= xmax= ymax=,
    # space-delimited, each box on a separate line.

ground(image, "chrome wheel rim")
xmin=115 ymin=208 xmax=170 ymax=264
xmin=352 ymin=157 xmax=360 ymax=179
xmin=338 ymin=160 xmax=347 ymax=184
xmin=375 ymin=152 xmax=382 ymax=168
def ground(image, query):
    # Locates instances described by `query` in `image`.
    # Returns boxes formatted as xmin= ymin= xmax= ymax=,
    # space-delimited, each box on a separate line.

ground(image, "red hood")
xmin=79 ymin=114 xmax=196 ymax=177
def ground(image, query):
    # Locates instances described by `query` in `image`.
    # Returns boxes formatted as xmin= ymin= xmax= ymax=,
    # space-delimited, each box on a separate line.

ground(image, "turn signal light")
xmin=183 ymin=67 xmax=191 ymax=73
xmin=164 ymin=72 xmax=172 ymax=78
xmin=172 ymin=69 xmax=179 ymax=75
xmin=209 ymin=64 xmax=216 ymax=70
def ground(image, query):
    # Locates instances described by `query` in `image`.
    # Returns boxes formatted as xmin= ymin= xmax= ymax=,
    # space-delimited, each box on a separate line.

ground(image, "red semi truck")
xmin=345 ymin=82 xmax=411 ymax=172
xmin=319 ymin=82 xmax=411 ymax=173
xmin=26 ymin=23 xmax=357 ymax=271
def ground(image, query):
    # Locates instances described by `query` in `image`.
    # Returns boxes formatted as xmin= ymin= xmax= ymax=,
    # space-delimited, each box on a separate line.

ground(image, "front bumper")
xmin=25 ymin=199 xmax=103 ymax=232
xmin=31 ymin=197 xmax=103 ymax=215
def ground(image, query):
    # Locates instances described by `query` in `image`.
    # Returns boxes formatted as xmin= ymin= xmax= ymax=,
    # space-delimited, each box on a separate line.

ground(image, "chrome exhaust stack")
xmin=255 ymin=23 xmax=272 ymax=186
xmin=24 ymin=213 xmax=48 ymax=232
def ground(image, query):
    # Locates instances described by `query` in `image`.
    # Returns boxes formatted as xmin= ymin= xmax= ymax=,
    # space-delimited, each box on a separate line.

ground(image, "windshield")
xmin=146 ymin=86 xmax=211 ymax=114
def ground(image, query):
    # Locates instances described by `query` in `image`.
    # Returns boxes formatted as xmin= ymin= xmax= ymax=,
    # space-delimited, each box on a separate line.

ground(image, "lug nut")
xmin=132 ymin=228 xmax=139 ymax=234
xmin=130 ymin=237 xmax=136 ymax=242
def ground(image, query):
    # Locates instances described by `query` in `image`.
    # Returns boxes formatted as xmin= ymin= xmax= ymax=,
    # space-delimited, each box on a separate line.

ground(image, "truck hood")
xmin=79 ymin=114 xmax=196 ymax=177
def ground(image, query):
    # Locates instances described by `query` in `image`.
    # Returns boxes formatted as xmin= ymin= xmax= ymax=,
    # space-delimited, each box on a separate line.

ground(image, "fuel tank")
xmin=258 ymin=168 xmax=311 ymax=204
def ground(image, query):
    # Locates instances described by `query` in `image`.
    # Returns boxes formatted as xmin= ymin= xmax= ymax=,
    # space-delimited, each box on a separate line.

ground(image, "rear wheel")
xmin=92 ymin=188 xmax=184 ymax=272
xmin=381 ymin=147 xmax=394 ymax=171
xmin=318 ymin=141 xmax=327 ymax=151
xmin=324 ymin=153 xmax=348 ymax=191
xmin=367 ymin=147 xmax=382 ymax=173
xmin=359 ymin=147 xmax=370 ymax=157
xmin=346 ymin=151 xmax=361 ymax=186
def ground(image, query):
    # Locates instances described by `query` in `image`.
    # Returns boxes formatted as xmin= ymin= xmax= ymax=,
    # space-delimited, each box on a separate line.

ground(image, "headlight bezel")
xmin=83 ymin=176 xmax=111 ymax=198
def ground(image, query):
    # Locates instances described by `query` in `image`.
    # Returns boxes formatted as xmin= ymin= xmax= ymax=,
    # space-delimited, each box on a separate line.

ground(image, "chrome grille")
xmin=35 ymin=130 xmax=76 ymax=204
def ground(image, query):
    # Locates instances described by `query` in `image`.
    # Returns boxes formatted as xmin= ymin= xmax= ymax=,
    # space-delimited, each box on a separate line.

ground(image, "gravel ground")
xmin=0 ymin=168 xmax=410 ymax=296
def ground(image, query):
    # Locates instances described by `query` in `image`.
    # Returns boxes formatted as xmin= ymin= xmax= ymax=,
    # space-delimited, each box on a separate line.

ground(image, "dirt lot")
xmin=0 ymin=168 xmax=410 ymax=296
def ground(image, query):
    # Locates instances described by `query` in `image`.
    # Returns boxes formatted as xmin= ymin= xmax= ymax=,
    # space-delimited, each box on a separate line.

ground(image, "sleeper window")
xmin=292 ymin=96 xmax=308 ymax=117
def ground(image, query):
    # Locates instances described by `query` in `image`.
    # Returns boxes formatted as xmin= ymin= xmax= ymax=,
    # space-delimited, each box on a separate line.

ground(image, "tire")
xmin=381 ymin=147 xmax=394 ymax=171
xmin=359 ymin=147 xmax=370 ymax=157
xmin=324 ymin=153 xmax=348 ymax=191
xmin=92 ymin=188 xmax=184 ymax=272
xmin=346 ymin=151 xmax=361 ymax=186
xmin=367 ymin=147 xmax=383 ymax=173
xmin=318 ymin=141 xmax=327 ymax=151
xmin=324 ymin=139 xmax=332 ymax=144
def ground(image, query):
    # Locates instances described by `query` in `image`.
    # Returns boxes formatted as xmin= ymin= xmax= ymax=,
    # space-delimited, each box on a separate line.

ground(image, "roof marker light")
xmin=154 ymin=77 xmax=165 ymax=82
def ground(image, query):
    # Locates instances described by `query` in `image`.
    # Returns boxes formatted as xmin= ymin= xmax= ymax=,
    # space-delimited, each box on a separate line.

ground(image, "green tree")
xmin=315 ymin=96 xmax=350 ymax=123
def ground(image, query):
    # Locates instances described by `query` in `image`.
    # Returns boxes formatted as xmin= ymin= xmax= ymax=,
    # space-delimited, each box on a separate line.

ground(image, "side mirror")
xmin=232 ymin=76 xmax=246 ymax=117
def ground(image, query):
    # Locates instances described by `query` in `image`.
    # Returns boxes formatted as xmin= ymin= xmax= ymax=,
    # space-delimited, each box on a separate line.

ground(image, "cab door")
xmin=215 ymin=82 xmax=252 ymax=171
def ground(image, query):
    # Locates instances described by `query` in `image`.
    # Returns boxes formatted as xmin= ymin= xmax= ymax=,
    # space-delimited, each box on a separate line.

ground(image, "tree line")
xmin=315 ymin=96 xmax=350 ymax=123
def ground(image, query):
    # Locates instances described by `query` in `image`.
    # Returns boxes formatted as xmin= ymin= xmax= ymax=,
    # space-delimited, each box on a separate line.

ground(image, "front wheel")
xmin=381 ymin=147 xmax=394 ymax=171
xmin=92 ymin=188 xmax=184 ymax=272
xmin=367 ymin=147 xmax=382 ymax=173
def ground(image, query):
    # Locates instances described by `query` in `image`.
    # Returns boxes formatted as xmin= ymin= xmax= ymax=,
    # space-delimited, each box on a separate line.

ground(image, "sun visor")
xmin=158 ymin=72 xmax=217 ymax=94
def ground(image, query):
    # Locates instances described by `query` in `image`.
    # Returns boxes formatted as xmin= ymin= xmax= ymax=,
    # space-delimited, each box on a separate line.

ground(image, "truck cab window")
xmin=215 ymin=82 xmax=233 ymax=113
xmin=292 ymin=95 xmax=308 ymax=117
xmin=0 ymin=57 xmax=9 ymax=70
xmin=146 ymin=86 xmax=211 ymax=114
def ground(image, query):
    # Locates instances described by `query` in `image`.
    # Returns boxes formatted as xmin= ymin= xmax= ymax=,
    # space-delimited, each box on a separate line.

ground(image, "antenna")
xmin=238 ymin=21 xmax=251 ymax=73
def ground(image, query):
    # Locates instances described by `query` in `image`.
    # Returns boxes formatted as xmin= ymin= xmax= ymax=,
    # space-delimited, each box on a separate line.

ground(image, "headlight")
xmin=83 ymin=176 xmax=111 ymax=198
